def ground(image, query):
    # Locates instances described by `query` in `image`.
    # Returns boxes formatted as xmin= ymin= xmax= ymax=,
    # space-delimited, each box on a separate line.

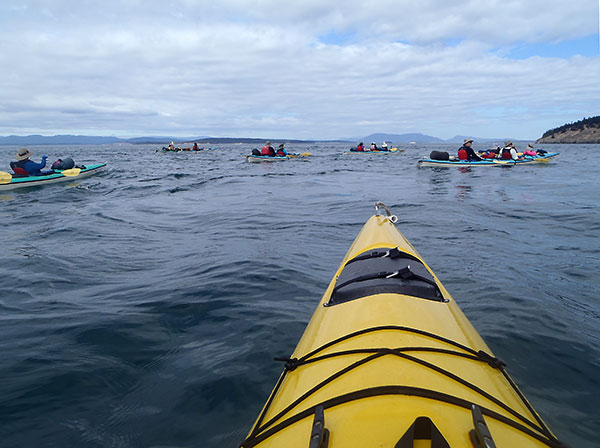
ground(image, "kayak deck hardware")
xmin=309 ymin=405 xmax=329 ymax=448
xmin=375 ymin=201 xmax=398 ymax=223
xmin=326 ymin=248 xmax=447 ymax=305
xmin=470 ymin=404 xmax=497 ymax=448
xmin=395 ymin=416 xmax=450 ymax=448
xmin=241 ymin=325 xmax=564 ymax=448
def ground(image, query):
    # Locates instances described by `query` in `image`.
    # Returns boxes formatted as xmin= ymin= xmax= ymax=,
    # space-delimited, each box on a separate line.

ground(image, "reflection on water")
xmin=455 ymin=183 xmax=472 ymax=200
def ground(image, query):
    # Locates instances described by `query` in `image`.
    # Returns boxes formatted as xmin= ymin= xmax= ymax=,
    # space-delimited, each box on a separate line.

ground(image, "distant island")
xmin=0 ymin=135 xmax=320 ymax=146
xmin=537 ymin=116 xmax=600 ymax=144
xmin=0 ymin=132 xmax=522 ymax=146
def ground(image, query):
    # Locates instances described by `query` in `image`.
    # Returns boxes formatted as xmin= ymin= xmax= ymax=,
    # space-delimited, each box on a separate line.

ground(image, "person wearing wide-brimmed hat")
xmin=457 ymin=138 xmax=482 ymax=161
xmin=500 ymin=141 xmax=521 ymax=161
xmin=10 ymin=148 xmax=50 ymax=176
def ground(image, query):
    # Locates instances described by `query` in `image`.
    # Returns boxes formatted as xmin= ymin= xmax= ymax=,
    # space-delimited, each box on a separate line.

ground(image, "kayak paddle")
xmin=0 ymin=171 xmax=13 ymax=184
xmin=60 ymin=168 xmax=81 ymax=176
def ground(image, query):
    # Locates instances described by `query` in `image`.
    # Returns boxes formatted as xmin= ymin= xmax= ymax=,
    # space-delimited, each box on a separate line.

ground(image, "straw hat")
xmin=16 ymin=148 xmax=32 ymax=161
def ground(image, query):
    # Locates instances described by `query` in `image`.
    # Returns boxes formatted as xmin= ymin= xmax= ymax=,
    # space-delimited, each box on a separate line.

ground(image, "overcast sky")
xmin=1 ymin=0 xmax=599 ymax=140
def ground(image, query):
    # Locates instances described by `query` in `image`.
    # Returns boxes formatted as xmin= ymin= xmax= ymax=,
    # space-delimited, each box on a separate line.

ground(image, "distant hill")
xmin=445 ymin=135 xmax=510 ymax=144
xmin=0 ymin=135 xmax=123 ymax=145
xmin=0 ymin=134 xmax=212 ymax=146
xmin=537 ymin=116 xmax=600 ymax=144
xmin=360 ymin=133 xmax=514 ymax=144
xmin=0 ymin=134 xmax=320 ymax=146
xmin=362 ymin=133 xmax=444 ymax=143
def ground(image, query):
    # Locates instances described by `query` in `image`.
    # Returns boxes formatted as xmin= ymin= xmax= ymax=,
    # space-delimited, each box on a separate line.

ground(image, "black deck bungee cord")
xmin=240 ymin=325 xmax=564 ymax=448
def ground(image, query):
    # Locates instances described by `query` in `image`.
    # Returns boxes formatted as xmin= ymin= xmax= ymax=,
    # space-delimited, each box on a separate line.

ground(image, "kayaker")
xmin=261 ymin=141 xmax=276 ymax=157
xmin=370 ymin=142 xmax=378 ymax=151
xmin=10 ymin=148 xmax=52 ymax=176
xmin=354 ymin=142 xmax=365 ymax=152
xmin=168 ymin=141 xmax=175 ymax=151
xmin=457 ymin=138 xmax=482 ymax=161
xmin=193 ymin=142 xmax=199 ymax=151
xmin=500 ymin=141 xmax=521 ymax=160
xmin=275 ymin=143 xmax=288 ymax=157
xmin=381 ymin=141 xmax=389 ymax=151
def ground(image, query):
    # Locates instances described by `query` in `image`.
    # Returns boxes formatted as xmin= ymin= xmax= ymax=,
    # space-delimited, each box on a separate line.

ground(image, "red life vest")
xmin=356 ymin=145 xmax=364 ymax=152
xmin=457 ymin=149 xmax=468 ymax=160
xmin=501 ymin=148 xmax=512 ymax=159
xmin=276 ymin=150 xmax=285 ymax=156
xmin=10 ymin=161 xmax=30 ymax=176
xmin=261 ymin=145 xmax=275 ymax=156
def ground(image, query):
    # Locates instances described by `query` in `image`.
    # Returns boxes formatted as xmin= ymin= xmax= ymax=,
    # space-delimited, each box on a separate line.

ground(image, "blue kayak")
xmin=417 ymin=153 xmax=559 ymax=167
xmin=0 ymin=163 xmax=106 ymax=191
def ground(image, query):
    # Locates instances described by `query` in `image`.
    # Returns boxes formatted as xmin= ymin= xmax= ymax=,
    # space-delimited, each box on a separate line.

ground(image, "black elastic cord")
xmin=276 ymin=346 xmax=498 ymax=372
xmin=344 ymin=247 xmax=422 ymax=265
xmin=240 ymin=386 xmax=567 ymax=448
xmin=331 ymin=267 xmax=444 ymax=300
xmin=261 ymin=347 xmax=544 ymax=440
xmin=244 ymin=325 xmax=558 ymax=447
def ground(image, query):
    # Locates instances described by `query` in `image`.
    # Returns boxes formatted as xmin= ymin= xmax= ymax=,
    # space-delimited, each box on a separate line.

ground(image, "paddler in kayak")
xmin=500 ymin=141 xmax=523 ymax=161
xmin=350 ymin=142 xmax=365 ymax=152
xmin=192 ymin=142 xmax=199 ymax=151
xmin=10 ymin=148 xmax=52 ymax=177
xmin=523 ymin=144 xmax=537 ymax=156
xmin=457 ymin=138 xmax=482 ymax=161
xmin=275 ymin=143 xmax=288 ymax=156
xmin=381 ymin=141 xmax=390 ymax=151
xmin=260 ymin=141 xmax=276 ymax=157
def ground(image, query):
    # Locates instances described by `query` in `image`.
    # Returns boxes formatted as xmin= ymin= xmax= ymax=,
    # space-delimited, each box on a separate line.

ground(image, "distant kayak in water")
xmin=158 ymin=147 xmax=218 ymax=152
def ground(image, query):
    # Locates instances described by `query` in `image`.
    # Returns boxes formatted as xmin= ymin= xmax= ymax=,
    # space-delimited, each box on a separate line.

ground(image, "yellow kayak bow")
xmin=241 ymin=203 xmax=564 ymax=448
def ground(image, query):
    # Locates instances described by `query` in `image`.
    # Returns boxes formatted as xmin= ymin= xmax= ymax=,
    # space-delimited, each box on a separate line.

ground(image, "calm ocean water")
xmin=0 ymin=142 xmax=598 ymax=447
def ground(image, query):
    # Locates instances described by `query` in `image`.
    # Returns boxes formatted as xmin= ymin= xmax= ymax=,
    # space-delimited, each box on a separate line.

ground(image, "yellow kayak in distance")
xmin=240 ymin=203 xmax=566 ymax=448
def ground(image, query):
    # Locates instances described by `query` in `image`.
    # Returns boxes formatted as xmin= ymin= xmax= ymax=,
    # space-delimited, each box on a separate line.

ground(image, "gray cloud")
xmin=1 ymin=1 xmax=598 ymax=138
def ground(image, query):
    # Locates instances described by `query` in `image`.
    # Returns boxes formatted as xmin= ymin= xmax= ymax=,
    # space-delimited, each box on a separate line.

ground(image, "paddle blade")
xmin=0 ymin=171 xmax=13 ymax=184
xmin=61 ymin=168 xmax=81 ymax=176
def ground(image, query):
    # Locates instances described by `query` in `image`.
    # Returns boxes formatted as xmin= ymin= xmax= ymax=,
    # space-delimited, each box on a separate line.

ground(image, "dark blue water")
xmin=1 ymin=143 xmax=598 ymax=447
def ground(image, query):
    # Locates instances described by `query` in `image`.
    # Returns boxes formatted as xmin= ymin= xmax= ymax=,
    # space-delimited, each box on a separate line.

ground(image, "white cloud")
xmin=0 ymin=0 xmax=598 ymax=138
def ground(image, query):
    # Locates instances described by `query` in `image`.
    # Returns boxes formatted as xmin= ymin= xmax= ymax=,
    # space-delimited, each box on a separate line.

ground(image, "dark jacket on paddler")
xmin=12 ymin=156 xmax=48 ymax=176
xmin=459 ymin=145 xmax=482 ymax=161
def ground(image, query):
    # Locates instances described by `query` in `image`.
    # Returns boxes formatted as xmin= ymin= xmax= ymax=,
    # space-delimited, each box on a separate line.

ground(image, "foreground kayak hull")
xmin=241 ymin=210 xmax=563 ymax=448
xmin=0 ymin=163 xmax=106 ymax=191
xmin=417 ymin=152 xmax=559 ymax=167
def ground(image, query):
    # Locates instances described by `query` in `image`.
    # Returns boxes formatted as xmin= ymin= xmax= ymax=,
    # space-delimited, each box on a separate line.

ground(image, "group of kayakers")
xmin=350 ymin=141 xmax=391 ymax=152
xmin=458 ymin=138 xmax=547 ymax=162
xmin=8 ymin=148 xmax=76 ymax=177
xmin=251 ymin=141 xmax=288 ymax=157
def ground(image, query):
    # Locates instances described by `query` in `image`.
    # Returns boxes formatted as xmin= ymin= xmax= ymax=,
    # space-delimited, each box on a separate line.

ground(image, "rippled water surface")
xmin=1 ymin=143 xmax=598 ymax=447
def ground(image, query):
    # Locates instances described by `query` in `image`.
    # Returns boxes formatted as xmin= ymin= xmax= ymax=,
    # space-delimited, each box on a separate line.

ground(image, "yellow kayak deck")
xmin=241 ymin=211 xmax=564 ymax=448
